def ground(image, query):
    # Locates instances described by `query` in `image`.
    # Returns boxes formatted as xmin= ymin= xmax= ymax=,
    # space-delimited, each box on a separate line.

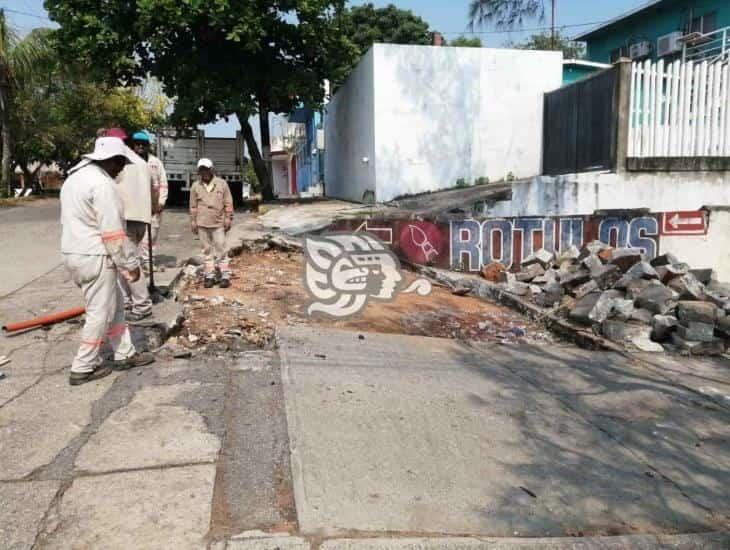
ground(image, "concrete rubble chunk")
xmin=581 ymin=254 xmax=603 ymax=273
xmin=677 ymin=301 xmax=718 ymax=324
xmin=529 ymin=284 xmax=543 ymax=296
xmin=610 ymin=248 xmax=643 ymax=272
xmin=629 ymin=308 xmax=654 ymax=324
xmin=705 ymin=291 xmax=730 ymax=311
xmin=667 ymin=273 xmax=706 ymax=301
xmin=568 ymin=293 xmax=601 ymax=325
xmin=556 ymin=245 xmax=580 ymax=264
xmin=661 ymin=263 xmax=690 ymax=283
xmin=707 ymin=280 xmax=730 ymax=297
xmin=715 ymin=315 xmax=730 ymax=337
xmin=650 ymin=252 xmax=679 ymax=267
xmin=597 ymin=247 xmax=614 ymax=263
xmin=670 ymin=332 xmax=725 ymax=355
xmin=689 ymin=268 xmax=714 ymax=284
xmin=635 ymin=285 xmax=678 ymax=315
xmin=602 ymin=320 xmax=664 ymax=352
xmin=612 ymin=299 xmax=635 ymax=321
xmin=579 ymin=240 xmax=609 ymax=260
xmin=522 ymin=248 xmax=554 ymax=269
xmin=651 ymin=315 xmax=678 ymax=342
xmin=622 ymin=278 xmax=653 ymax=299
xmin=592 ymin=264 xmax=621 ymax=289
xmin=515 ymin=263 xmax=545 ymax=282
xmin=532 ymin=268 xmax=559 ymax=285
xmin=654 ymin=266 xmax=669 ymax=282
xmin=559 ymin=269 xmax=591 ymax=288
xmin=676 ymin=322 xmax=716 ymax=343
xmin=504 ymin=280 xmax=530 ymax=296
xmin=572 ymin=280 xmax=599 ymax=299
xmin=534 ymin=290 xmax=562 ymax=308
xmin=573 ymin=290 xmax=623 ymax=325
xmin=480 ymin=262 xmax=506 ymax=283
xmin=626 ymin=261 xmax=659 ymax=280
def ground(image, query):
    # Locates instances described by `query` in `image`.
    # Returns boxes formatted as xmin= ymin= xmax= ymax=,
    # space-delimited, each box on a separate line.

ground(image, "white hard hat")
xmin=82 ymin=137 xmax=134 ymax=163
xmin=197 ymin=158 xmax=214 ymax=169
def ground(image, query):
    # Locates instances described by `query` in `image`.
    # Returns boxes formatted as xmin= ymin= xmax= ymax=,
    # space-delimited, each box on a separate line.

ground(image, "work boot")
xmin=111 ymin=351 xmax=155 ymax=371
xmin=219 ymin=278 xmax=231 ymax=289
xmin=69 ymin=365 xmax=112 ymax=386
xmin=204 ymin=277 xmax=216 ymax=288
xmin=127 ymin=310 xmax=152 ymax=322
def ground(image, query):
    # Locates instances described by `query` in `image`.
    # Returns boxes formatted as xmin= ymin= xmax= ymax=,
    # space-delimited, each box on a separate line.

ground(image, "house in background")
xmin=562 ymin=59 xmax=611 ymax=84
xmin=325 ymin=44 xmax=562 ymax=203
xmin=575 ymin=0 xmax=730 ymax=64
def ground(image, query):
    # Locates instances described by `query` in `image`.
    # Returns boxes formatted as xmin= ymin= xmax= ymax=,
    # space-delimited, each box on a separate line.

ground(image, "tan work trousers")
xmin=198 ymin=226 xmax=230 ymax=279
xmin=140 ymin=212 xmax=162 ymax=268
xmin=64 ymin=254 xmax=136 ymax=373
xmin=118 ymin=220 xmax=152 ymax=314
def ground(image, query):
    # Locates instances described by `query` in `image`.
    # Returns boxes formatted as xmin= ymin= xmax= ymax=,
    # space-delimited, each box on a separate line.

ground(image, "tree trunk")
xmin=257 ymin=105 xmax=274 ymax=200
xmin=239 ymin=116 xmax=273 ymax=200
xmin=0 ymin=87 xmax=11 ymax=196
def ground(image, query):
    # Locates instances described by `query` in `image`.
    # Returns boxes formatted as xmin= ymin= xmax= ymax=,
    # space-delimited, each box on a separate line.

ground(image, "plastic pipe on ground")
xmin=2 ymin=307 xmax=85 ymax=333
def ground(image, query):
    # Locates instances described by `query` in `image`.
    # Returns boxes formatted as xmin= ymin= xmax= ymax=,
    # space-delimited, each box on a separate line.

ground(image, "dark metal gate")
xmin=543 ymin=67 xmax=618 ymax=175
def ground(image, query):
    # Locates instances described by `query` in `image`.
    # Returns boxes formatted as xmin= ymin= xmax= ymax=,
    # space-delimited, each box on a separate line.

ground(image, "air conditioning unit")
xmin=630 ymin=41 xmax=652 ymax=59
xmin=657 ymin=31 xmax=684 ymax=57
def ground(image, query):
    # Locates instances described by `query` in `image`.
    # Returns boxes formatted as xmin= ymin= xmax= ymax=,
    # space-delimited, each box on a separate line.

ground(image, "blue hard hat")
xmin=131 ymin=130 xmax=150 ymax=142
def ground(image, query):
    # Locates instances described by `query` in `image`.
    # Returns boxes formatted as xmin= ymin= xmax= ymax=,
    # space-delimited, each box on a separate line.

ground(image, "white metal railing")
xmin=683 ymin=26 xmax=730 ymax=63
xmin=628 ymin=58 xmax=730 ymax=157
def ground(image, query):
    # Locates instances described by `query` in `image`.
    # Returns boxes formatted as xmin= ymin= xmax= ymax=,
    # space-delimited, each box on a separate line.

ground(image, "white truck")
xmin=155 ymin=128 xmax=246 ymax=205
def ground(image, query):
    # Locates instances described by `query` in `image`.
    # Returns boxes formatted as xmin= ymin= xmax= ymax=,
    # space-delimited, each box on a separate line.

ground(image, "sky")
xmin=2 ymin=0 xmax=648 ymax=136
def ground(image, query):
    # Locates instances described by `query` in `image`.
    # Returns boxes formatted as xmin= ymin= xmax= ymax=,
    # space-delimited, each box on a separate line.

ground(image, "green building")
xmin=575 ymin=0 xmax=730 ymax=64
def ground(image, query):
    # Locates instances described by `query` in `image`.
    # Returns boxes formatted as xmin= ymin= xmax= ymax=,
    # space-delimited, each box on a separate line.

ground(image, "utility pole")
xmin=551 ymin=0 xmax=557 ymax=50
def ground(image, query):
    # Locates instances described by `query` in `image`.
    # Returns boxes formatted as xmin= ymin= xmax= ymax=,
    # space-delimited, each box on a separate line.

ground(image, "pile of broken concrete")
xmin=483 ymin=242 xmax=730 ymax=354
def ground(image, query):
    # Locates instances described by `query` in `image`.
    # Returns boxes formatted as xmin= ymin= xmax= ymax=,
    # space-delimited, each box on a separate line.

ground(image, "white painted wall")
xmin=373 ymin=45 xmax=562 ymax=202
xmin=324 ymin=44 xmax=562 ymax=203
xmin=484 ymin=171 xmax=730 ymax=218
xmin=324 ymin=49 xmax=376 ymax=203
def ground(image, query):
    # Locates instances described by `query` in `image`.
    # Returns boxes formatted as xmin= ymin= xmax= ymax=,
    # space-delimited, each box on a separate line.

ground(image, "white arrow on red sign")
xmin=354 ymin=220 xmax=393 ymax=243
xmin=662 ymin=211 xmax=706 ymax=235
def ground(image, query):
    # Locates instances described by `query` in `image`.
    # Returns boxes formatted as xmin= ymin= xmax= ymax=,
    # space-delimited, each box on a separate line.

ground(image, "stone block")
xmin=689 ymin=268 xmax=714 ymax=285
xmin=650 ymin=253 xmax=679 ymax=267
xmin=534 ymin=291 xmax=561 ymax=308
xmin=480 ymin=262 xmax=506 ymax=283
xmin=661 ymin=263 xmax=690 ymax=283
xmin=601 ymin=320 xmax=664 ymax=352
xmin=677 ymin=322 xmax=716 ymax=343
xmin=707 ymin=280 xmax=730 ymax=297
xmin=676 ymin=301 xmax=718 ymax=324
xmin=635 ymin=285 xmax=677 ymax=315
xmin=612 ymin=299 xmax=635 ymax=321
xmin=667 ymin=273 xmax=706 ymax=301
xmin=670 ymin=333 xmax=725 ymax=356
xmin=559 ymin=269 xmax=591 ymax=288
xmin=630 ymin=308 xmax=654 ymax=324
xmin=715 ymin=315 xmax=730 ymax=337
xmin=593 ymin=264 xmax=621 ymax=290
xmin=572 ymin=280 xmax=599 ymax=299
xmin=532 ymin=268 xmax=559 ymax=285
xmin=568 ymin=293 xmax=601 ymax=325
xmin=529 ymin=284 xmax=543 ymax=296
xmin=624 ymin=278 xmax=655 ymax=299
xmin=588 ymin=290 xmax=624 ymax=324
xmin=515 ymin=263 xmax=545 ymax=282
xmin=556 ymin=245 xmax=580 ymax=264
xmin=522 ymin=248 xmax=554 ymax=269
xmin=581 ymin=254 xmax=603 ymax=273
xmin=504 ymin=281 xmax=530 ymax=296
xmin=610 ymin=248 xmax=643 ymax=272
xmin=626 ymin=261 xmax=659 ymax=280
xmin=651 ymin=315 xmax=678 ymax=342
xmin=579 ymin=240 xmax=609 ymax=259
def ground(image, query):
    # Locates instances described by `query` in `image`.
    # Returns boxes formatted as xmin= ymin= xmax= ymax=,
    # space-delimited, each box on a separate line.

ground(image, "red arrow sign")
xmin=661 ymin=211 xmax=707 ymax=235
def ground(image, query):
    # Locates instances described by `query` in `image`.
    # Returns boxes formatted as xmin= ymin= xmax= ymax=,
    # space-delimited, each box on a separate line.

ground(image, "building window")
xmin=610 ymin=45 xmax=630 ymax=62
xmin=689 ymin=12 xmax=717 ymax=35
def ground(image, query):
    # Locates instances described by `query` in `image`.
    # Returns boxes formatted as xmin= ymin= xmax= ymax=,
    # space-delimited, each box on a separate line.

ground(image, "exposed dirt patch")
xmin=176 ymin=249 xmax=554 ymax=351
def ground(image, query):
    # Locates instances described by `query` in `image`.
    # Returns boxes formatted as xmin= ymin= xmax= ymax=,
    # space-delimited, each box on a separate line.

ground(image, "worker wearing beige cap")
xmin=61 ymin=137 xmax=155 ymax=386
xmin=189 ymin=158 xmax=234 ymax=288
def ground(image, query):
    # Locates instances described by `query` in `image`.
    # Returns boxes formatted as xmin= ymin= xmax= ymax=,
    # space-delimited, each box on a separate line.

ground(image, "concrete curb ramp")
xmin=222 ymin=532 xmax=729 ymax=549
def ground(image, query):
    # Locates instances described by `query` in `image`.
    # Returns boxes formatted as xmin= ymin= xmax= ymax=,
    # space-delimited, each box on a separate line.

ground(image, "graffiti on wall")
xmin=331 ymin=210 xmax=708 ymax=273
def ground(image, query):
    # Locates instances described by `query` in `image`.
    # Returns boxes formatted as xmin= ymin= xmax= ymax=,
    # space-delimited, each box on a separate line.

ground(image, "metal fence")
xmin=629 ymin=58 xmax=730 ymax=158
xmin=542 ymin=67 xmax=618 ymax=175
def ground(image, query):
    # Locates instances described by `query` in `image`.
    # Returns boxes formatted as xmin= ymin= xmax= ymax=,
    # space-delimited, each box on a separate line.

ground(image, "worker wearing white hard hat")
xmin=189 ymin=158 xmax=234 ymax=288
xmin=61 ymin=137 xmax=155 ymax=386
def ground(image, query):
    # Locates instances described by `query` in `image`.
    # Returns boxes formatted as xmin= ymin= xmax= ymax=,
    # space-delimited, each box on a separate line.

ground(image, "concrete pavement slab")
xmin=39 ymin=464 xmax=215 ymax=549
xmin=321 ymin=533 xmax=730 ymax=549
xmin=0 ymin=374 xmax=41 ymax=407
xmin=227 ymin=535 xmax=310 ymax=549
xmin=279 ymin=327 xmax=721 ymax=537
xmin=0 ymin=480 xmax=60 ymax=549
xmin=0 ymin=373 xmax=114 ymax=480
xmin=75 ymin=382 xmax=221 ymax=473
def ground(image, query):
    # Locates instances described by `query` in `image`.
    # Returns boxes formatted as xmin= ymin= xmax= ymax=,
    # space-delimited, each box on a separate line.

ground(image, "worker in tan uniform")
xmin=132 ymin=131 xmax=168 ymax=272
xmin=189 ymin=158 xmax=234 ymax=288
xmin=60 ymin=137 xmax=155 ymax=386
xmin=102 ymin=128 xmax=154 ymax=321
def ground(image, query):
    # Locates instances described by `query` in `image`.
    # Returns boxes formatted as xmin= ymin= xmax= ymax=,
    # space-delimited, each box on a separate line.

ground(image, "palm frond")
xmin=468 ymin=0 xmax=547 ymax=31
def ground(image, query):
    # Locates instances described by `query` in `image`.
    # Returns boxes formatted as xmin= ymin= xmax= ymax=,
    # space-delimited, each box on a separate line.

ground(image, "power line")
xmin=0 ymin=7 xmax=52 ymax=22
xmin=439 ymin=19 xmax=608 ymax=36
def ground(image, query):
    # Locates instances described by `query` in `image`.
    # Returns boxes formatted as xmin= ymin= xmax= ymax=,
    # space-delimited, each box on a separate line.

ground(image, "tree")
xmin=510 ymin=31 xmax=585 ymax=59
xmin=45 ymin=0 xmax=357 ymax=199
xmin=468 ymin=0 xmax=549 ymax=29
xmin=0 ymin=11 xmax=52 ymax=194
xmin=447 ymin=36 xmax=483 ymax=48
xmin=341 ymin=3 xmax=433 ymax=58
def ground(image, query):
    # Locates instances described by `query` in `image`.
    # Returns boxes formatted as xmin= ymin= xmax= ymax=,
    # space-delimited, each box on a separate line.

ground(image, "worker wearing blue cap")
xmin=131 ymin=131 xmax=168 ymax=274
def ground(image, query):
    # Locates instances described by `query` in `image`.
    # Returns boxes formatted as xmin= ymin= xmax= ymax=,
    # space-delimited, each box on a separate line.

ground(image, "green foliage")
xmin=506 ymin=171 xmax=515 ymax=182
xmin=341 ymin=3 xmax=432 ymax=58
xmin=244 ymin=161 xmax=261 ymax=193
xmin=455 ymin=178 xmax=469 ymax=188
xmin=447 ymin=36 xmax=483 ymax=48
xmin=510 ymin=31 xmax=585 ymax=59
xmin=476 ymin=176 xmax=490 ymax=185
xmin=469 ymin=0 xmax=548 ymax=30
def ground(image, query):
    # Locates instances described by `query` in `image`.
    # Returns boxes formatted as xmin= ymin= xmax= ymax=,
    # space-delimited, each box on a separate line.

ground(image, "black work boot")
xmin=204 ymin=277 xmax=215 ymax=288
xmin=69 ymin=365 xmax=113 ymax=386
xmin=219 ymin=278 xmax=231 ymax=289
xmin=111 ymin=351 xmax=155 ymax=371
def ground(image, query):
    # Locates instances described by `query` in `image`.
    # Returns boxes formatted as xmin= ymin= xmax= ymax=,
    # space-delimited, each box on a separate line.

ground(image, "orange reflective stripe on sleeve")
xmin=101 ymin=230 xmax=127 ymax=243
xmin=80 ymin=339 xmax=104 ymax=349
